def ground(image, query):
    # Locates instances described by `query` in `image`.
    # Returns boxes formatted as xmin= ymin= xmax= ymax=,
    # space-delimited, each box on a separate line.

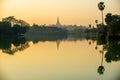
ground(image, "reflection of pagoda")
xmin=56 ymin=40 xmax=61 ymax=50
xmin=56 ymin=17 xmax=62 ymax=28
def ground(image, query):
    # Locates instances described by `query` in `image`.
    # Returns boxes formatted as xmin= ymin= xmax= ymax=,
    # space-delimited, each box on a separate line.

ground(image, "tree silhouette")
xmin=89 ymin=24 xmax=91 ymax=28
xmin=95 ymin=20 xmax=98 ymax=28
xmin=0 ymin=22 xmax=12 ymax=35
xmin=17 ymin=20 xmax=29 ymax=26
xmin=105 ymin=13 xmax=120 ymax=36
xmin=2 ymin=16 xmax=29 ymax=26
xmin=0 ymin=16 xmax=30 ymax=36
xmin=2 ymin=16 xmax=17 ymax=26
xmin=98 ymin=2 xmax=105 ymax=25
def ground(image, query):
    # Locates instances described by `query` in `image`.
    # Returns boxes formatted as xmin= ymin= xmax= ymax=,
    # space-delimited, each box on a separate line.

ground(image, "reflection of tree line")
xmin=98 ymin=41 xmax=120 ymax=78
xmin=88 ymin=38 xmax=120 ymax=75
xmin=0 ymin=36 xmax=29 ymax=55
xmin=103 ymin=40 xmax=120 ymax=63
xmin=87 ymin=36 xmax=120 ymax=73
xmin=88 ymin=38 xmax=120 ymax=76
xmin=0 ymin=34 xmax=86 ymax=54
xmin=97 ymin=49 xmax=105 ymax=75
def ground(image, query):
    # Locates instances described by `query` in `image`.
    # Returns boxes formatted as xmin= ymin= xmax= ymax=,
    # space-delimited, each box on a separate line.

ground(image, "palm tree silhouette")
xmin=89 ymin=24 xmax=92 ymax=29
xmin=97 ymin=50 xmax=105 ymax=75
xmin=95 ymin=20 xmax=98 ymax=28
xmin=98 ymin=2 xmax=105 ymax=25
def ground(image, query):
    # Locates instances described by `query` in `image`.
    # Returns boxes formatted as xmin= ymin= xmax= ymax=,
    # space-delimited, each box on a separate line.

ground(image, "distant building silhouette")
xmin=56 ymin=17 xmax=61 ymax=28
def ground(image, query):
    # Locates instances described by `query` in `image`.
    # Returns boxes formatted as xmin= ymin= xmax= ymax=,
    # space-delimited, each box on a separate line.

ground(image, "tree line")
xmin=0 ymin=16 xmax=29 ymax=37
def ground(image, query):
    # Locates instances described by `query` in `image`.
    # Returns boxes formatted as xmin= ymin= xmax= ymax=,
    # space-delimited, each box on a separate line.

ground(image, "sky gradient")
xmin=0 ymin=0 xmax=120 ymax=26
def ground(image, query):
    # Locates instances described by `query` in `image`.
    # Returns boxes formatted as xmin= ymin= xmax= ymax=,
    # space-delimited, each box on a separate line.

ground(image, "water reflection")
xmin=97 ymin=50 xmax=105 ymax=75
xmin=0 ymin=34 xmax=120 ymax=64
xmin=0 ymin=34 xmax=86 ymax=54
xmin=88 ymin=37 xmax=120 ymax=76
xmin=105 ymin=40 xmax=120 ymax=63
xmin=0 ymin=35 xmax=119 ymax=80
xmin=0 ymin=36 xmax=29 ymax=55
xmin=97 ymin=39 xmax=120 ymax=63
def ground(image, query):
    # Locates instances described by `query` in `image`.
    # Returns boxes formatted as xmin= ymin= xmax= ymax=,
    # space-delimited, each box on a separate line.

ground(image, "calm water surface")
xmin=0 ymin=40 xmax=120 ymax=80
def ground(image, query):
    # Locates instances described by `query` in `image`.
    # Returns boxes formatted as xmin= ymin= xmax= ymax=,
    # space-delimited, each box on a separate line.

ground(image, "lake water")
xmin=0 ymin=39 xmax=120 ymax=80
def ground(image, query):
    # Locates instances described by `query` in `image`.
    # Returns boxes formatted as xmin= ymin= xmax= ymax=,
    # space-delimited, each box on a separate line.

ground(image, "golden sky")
xmin=0 ymin=0 xmax=120 ymax=26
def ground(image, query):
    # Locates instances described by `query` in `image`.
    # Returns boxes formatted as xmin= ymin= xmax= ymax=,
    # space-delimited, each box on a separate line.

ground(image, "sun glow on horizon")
xmin=0 ymin=0 xmax=120 ymax=26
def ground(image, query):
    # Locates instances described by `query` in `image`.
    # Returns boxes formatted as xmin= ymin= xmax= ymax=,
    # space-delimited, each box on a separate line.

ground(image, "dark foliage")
xmin=0 ymin=16 xmax=29 ymax=36
xmin=105 ymin=13 xmax=120 ymax=36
